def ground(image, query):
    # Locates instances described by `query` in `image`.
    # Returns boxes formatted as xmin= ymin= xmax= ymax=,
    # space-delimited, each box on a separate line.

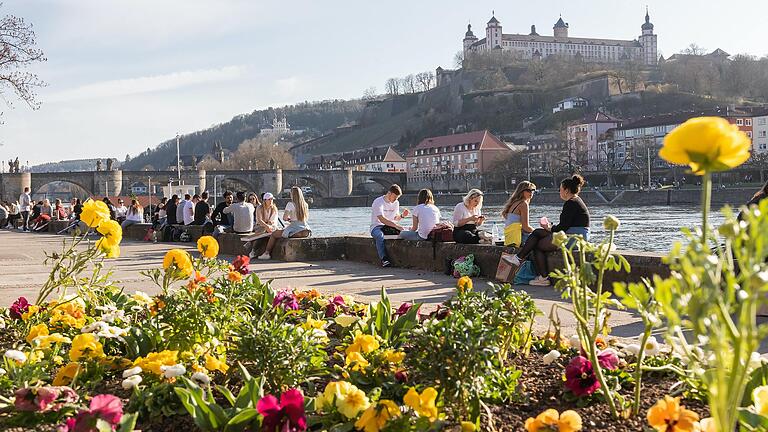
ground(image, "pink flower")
xmin=9 ymin=296 xmax=29 ymax=319
xmin=598 ymin=349 xmax=620 ymax=371
xmin=273 ymin=291 xmax=299 ymax=311
xmin=14 ymin=386 xmax=79 ymax=413
xmin=565 ymin=356 xmax=600 ymax=397
xmin=232 ymin=255 xmax=250 ymax=275
xmin=395 ymin=370 xmax=409 ymax=383
xmin=395 ymin=302 xmax=416 ymax=316
xmin=256 ymin=388 xmax=307 ymax=431
xmin=60 ymin=394 xmax=123 ymax=432
xmin=14 ymin=388 xmax=37 ymax=411
xmin=324 ymin=295 xmax=346 ymax=317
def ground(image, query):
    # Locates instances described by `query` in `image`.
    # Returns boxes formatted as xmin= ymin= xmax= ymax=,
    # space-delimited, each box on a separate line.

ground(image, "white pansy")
xmin=129 ymin=306 xmax=144 ymax=313
xmin=310 ymin=329 xmax=329 ymax=342
xmin=81 ymin=321 xmax=109 ymax=334
xmin=643 ymin=336 xmax=660 ymax=356
xmin=623 ymin=344 xmax=641 ymax=356
xmin=131 ymin=291 xmax=153 ymax=305
xmin=161 ymin=364 xmax=186 ymax=378
xmin=569 ymin=335 xmax=581 ymax=349
xmin=542 ymin=350 xmax=562 ymax=365
xmin=0 ymin=367 xmax=6 ymax=376
xmin=122 ymin=366 xmax=142 ymax=378
xmin=334 ymin=314 xmax=359 ymax=328
xmin=96 ymin=325 xmax=128 ymax=339
xmin=4 ymin=349 xmax=26 ymax=363
xmin=191 ymin=372 xmax=211 ymax=385
xmin=121 ymin=375 xmax=142 ymax=389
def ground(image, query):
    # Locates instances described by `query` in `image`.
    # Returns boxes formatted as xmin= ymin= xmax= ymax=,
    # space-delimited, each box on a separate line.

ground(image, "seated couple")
xmin=256 ymin=186 xmax=311 ymax=260
xmin=505 ymin=174 xmax=590 ymax=287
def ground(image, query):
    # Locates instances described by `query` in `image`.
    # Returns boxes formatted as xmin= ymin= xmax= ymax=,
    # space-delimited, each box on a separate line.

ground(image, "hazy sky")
xmin=1 ymin=0 xmax=766 ymax=167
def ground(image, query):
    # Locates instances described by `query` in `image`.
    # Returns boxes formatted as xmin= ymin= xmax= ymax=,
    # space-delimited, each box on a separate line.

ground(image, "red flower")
xmin=273 ymin=291 xmax=300 ymax=311
xmin=565 ymin=356 xmax=600 ymax=397
xmin=598 ymin=349 xmax=620 ymax=371
xmin=256 ymin=389 xmax=307 ymax=432
xmin=394 ymin=369 xmax=409 ymax=383
xmin=9 ymin=296 xmax=29 ymax=319
xmin=395 ymin=302 xmax=417 ymax=316
xmin=14 ymin=386 xmax=78 ymax=413
xmin=324 ymin=295 xmax=346 ymax=317
xmin=61 ymin=394 xmax=123 ymax=432
xmin=232 ymin=255 xmax=250 ymax=275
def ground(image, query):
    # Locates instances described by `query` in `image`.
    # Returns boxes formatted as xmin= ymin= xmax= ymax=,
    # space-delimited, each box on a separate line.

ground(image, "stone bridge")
xmin=0 ymin=169 xmax=407 ymax=200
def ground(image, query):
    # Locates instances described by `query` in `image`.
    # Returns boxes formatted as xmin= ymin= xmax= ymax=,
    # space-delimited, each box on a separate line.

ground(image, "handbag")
xmin=380 ymin=226 xmax=401 ymax=236
xmin=429 ymin=226 xmax=454 ymax=242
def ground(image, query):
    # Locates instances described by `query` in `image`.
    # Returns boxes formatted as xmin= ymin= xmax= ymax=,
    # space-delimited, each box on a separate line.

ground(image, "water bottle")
xmin=492 ymin=223 xmax=500 ymax=244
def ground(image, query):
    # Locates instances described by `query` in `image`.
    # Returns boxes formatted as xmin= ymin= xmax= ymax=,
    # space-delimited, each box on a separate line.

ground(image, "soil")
xmin=488 ymin=351 xmax=709 ymax=431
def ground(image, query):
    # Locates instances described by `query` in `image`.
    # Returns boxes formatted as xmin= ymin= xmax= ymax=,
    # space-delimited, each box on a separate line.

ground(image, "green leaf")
xmin=216 ymin=385 xmax=236 ymax=407
xmin=223 ymin=408 xmax=260 ymax=432
xmin=116 ymin=412 xmax=139 ymax=432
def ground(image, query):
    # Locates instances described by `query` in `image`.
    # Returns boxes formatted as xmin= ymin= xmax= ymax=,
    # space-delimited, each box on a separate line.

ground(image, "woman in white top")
xmin=121 ymin=199 xmax=144 ymax=229
xmin=451 ymin=188 xmax=492 ymax=244
xmin=258 ymin=187 xmax=311 ymax=260
xmin=254 ymin=192 xmax=279 ymax=235
xmin=399 ymin=189 xmax=441 ymax=241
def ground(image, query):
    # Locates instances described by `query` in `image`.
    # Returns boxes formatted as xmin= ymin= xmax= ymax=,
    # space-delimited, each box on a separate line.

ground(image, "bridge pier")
xmin=261 ymin=169 xmax=282 ymax=196
xmin=93 ymin=170 xmax=123 ymax=197
xmin=329 ymin=169 xmax=353 ymax=197
xmin=0 ymin=172 xmax=31 ymax=201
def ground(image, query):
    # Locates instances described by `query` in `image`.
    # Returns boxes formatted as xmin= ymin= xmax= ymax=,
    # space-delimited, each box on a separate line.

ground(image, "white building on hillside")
xmin=754 ymin=112 xmax=768 ymax=154
xmin=462 ymin=10 xmax=658 ymax=66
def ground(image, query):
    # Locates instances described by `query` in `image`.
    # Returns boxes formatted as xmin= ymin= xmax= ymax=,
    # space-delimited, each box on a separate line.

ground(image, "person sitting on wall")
xmin=165 ymin=195 xmax=179 ymax=226
xmin=257 ymin=186 xmax=311 ymax=260
xmin=183 ymin=194 xmax=197 ymax=226
xmin=452 ymin=189 xmax=492 ymax=244
xmin=114 ymin=199 xmax=128 ymax=222
xmin=176 ymin=194 xmax=190 ymax=226
xmin=223 ymin=191 xmax=254 ymax=234
xmin=254 ymin=192 xmax=279 ymax=235
xmin=369 ymin=184 xmax=409 ymax=268
xmin=192 ymin=192 xmax=212 ymax=232
xmin=501 ymin=181 xmax=537 ymax=247
xmin=211 ymin=191 xmax=233 ymax=236
xmin=399 ymin=188 xmax=441 ymax=241
xmin=53 ymin=199 xmax=68 ymax=221
xmin=121 ymin=199 xmax=144 ymax=229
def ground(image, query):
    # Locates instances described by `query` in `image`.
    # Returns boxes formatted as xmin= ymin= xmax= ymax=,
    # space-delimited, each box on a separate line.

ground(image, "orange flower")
xmin=525 ymin=409 xmax=582 ymax=432
xmin=647 ymin=396 xmax=700 ymax=432
xmin=227 ymin=271 xmax=243 ymax=283
xmin=296 ymin=289 xmax=321 ymax=301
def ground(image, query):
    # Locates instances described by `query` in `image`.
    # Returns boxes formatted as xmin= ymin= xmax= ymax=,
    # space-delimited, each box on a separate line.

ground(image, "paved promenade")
xmin=0 ymin=230 xmax=645 ymax=338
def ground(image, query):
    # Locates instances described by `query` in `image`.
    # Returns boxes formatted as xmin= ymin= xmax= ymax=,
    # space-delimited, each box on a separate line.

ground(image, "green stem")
xmin=633 ymin=324 xmax=652 ymax=416
xmin=701 ymin=173 xmax=711 ymax=248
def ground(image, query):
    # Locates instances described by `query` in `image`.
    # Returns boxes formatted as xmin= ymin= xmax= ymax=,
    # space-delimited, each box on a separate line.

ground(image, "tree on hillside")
xmin=198 ymin=136 xmax=295 ymax=171
xmin=453 ymin=51 xmax=464 ymax=69
xmin=0 ymin=7 xmax=46 ymax=111
xmin=402 ymin=74 xmax=417 ymax=94
xmin=362 ymin=87 xmax=378 ymax=101
xmin=489 ymin=150 xmax=528 ymax=190
xmin=682 ymin=43 xmax=707 ymax=56
xmin=385 ymin=78 xmax=401 ymax=96
xmin=415 ymin=71 xmax=435 ymax=91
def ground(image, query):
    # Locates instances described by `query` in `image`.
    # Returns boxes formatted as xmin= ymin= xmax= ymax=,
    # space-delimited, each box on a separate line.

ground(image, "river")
xmin=303 ymin=205 xmax=725 ymax=253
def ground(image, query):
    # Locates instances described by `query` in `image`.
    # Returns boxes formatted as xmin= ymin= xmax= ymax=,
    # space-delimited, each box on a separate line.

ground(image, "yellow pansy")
xmin=80 ymin=199 xmax=111 ymax=228
xmin=69 ymin=334 xmax=104 ymax=362
xmin=404 ymin=387 xmax=438 ymax=421
xmin=316 ymin=381 xmax=356 ymax=412
xmin=660 ymin=116 xmax=751 ymax=175
xmin=337 ymin=386 xmax=370 ymax=419
xmin=461 ymin=421 xmax=477 ymax=432
xmin=163 ymin=249 xmax=193 ymax=277
xmin=647 ymin=396 xmax=699 ymax=432
xmin=382 ymin=349 xmax=405 ymax=364
xmin=50 ymin=295 xmax=86 ymax=317
xmin=204 ymin=353 xmax=229 ymax=374
xmin=335 ymin=314 xmax=359 ymax=328
xmin=227 ymin=271 xmax=243 ymax=283
xmin=53 ymin=362 xmax=81 ymax=386
xmin=525 ymin=408 xmax=584 ymax=432
xmin=197 ymin=236 xmax=219 ymax=258
xmin=131 ymin=291 xmax=153 ymax=305
xmin=345 ymin=351 xmax=369 ymax=372
xmin=21 ymin=304 xmax=40 ymax=321
xmin=49 ymin=310 xmax=86 ymax=329
xmin=35 ymin=333 xmax=72 ymax=350
xmin=133 ymin=350 xmax=179 ymax=376
xmin=456 ymin=276 xmax=473 ymax=294
xmin=354 ymin=399 xmax=400 ymax=432
xmin=753 ymin=386 xmax=768 ymax=416
xmin=302 ymin=316 xmax=326 ymax=331
xmin=96 ymin=238 xmax=120 ymax=258
xmin=96 ymin=219 xmax=123 ymax=246
xmin=26 ymin=323 xmax=49 ymax=344
xmin=345 ymin=333 xmax=379 ymax=355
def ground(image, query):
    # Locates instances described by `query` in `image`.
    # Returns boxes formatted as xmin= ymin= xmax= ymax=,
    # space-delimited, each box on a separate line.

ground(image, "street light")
xmin=176 ymin=133 xmax=181 ymax=182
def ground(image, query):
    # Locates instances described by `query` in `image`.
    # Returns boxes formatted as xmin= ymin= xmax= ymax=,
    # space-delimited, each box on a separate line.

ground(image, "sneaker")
xmin=529 ymin=276 xmax=551 ymax=286
xmin=479 ymin=238 xmax=492 ymax=245
xmin=257 ymin=253 xmax=271 ymax=260
xmin=381 ymin=259 xmax=392 ymax=268
xmin=503 ymin=254 xmax=522 ymax=267
xmin=478 ymin=231 xmax=493 ymax=240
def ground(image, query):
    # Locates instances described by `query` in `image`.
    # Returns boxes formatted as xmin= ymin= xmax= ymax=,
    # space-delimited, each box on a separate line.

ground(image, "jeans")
xmin=399 ymin=230 xmax=425 ymax=241
xmin=21 ymin=211 xmax=29 ymax=230
xmin=121 ymin=219 xmax=140 ymax=229
xmin=371 ymin=226 xmax=388 ymax=260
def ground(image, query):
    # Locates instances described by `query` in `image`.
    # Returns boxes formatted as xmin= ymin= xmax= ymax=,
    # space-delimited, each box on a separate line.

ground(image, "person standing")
xmin=184 ymin=194 xmax=197 ymax=225
xmin=370 ymin=184 xmax=407 ymax=267
xmin=177 ymin=194 xmax=190 ymax=225
xmin=7 ymin=200 xmax=20 ymax=229
xmin=223 ymin=191 xmax=255 ymax=234
xmin=19 ymin=187 xmax=31 ymax=231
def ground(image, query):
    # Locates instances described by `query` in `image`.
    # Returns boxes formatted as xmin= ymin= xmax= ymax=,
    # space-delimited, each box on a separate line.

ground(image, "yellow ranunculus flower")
xmin=133 ymin=350 xmax=179 ymax=376
xmin=96 ymin=219 xmax=123 ymax=246
xmin=345 ymin=333 xmax=379 ymax=355
xmin=69 ymin=333 xmax=105 ymax=362
xmin=204 ymin=353 xmax=229 ymax=374
xmin=336 ymin=386 xmax=370 ymax=419
xmin=660 ymin=116 xmax=751 ymax=175
xmin=26 ymin=323 xmax=49 ymax=344
xmin=345 ymin=351 xmax=369 ymax=371
xmin=404 ymin=387 xmax=438 ymax=421
xmin=96 ymin=238 xmax=120 ymax=258
xmin=753 ymin=386 xmax=768 ymax=416
xmin=80 ymin=199 xmax=111 ymax=228
xmin=197 ymin=236 xmax=219 ymax=259
xmin=382 ymin=349 xmax=405 ymax=364
xmin=354 ymin=399 xmax=400 ymax=432
xmin=35 ymin=333 xmax=71 ymax=350
xmin=53 ymin=362 xmax=81 ymax=386
xmin=163 ymin=249 xmax=193 ymax=277
xmin=457 ymin=276 xmax=473 ymax=294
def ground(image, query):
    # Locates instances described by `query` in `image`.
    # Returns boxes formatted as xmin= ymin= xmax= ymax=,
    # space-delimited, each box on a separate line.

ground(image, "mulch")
xmin=487 ymin=351 xmax=708 ymax=431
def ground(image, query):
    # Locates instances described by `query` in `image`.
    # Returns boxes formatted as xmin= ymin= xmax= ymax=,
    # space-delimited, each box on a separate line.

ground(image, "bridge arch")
xmin=284 ymin=176 xmax=329 ymax=198
xmin=216 ymin=177 xmax=259 ymax=195
xmin=32 ymin=179 xmax=94 ymax=200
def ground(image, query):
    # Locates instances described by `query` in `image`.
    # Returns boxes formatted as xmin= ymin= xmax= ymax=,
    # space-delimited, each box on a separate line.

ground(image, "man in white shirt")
xmin=18 ymin=187 xmax=31 ymax=232
xmin=223 ymin=191 xmax=254 ymax=234
xmin=114 ymin=199 xmax=128 ymax=222
xmin=176 ymin=194 xmax=190 ymax=225
xmin=183 ymin=195 xmax=197 ymax=225
xmin=370 ymin=184 xmax=407 ymax=267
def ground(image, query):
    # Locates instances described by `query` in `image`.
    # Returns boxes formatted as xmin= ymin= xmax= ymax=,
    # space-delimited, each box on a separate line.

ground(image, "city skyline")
xmin=1 ymin=0 xmax=767 ymax=166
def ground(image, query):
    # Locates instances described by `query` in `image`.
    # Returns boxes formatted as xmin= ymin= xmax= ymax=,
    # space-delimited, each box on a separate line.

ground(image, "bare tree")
xmin=362 ymin=86 xmax=378 ymax=101
xmin=453 ymin=51 xmax=464 ymax=69
xmin=0 ymin=8 xmax=46 ymax=110
xmin=682 ymin=43 xmax=706 ymax=56
xmin=415 ymin=71 xmax=435 ymax=91
xmin=198 ymin=136 xmax=296 ymax=171
xmin=384 ymin=78 xmax=400 ymax=96
xmin=402 ymin=74 xmax=417 ymax=93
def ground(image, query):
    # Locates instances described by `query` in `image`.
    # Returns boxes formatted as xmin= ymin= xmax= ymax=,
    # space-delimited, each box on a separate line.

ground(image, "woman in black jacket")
xmin=506 ymin=174 xmax=590 ymax=286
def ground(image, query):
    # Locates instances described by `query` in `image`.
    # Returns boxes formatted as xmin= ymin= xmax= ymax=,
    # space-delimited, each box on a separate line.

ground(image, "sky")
xmin=0 ymin=0 xmax=766 ymax=168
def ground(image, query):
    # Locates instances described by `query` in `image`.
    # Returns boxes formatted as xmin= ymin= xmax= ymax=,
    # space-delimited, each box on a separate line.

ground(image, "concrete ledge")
xmin=123 ymin=223 xmax=153 ymax=241
xmin=272 ymin=237 xmax=347 ymax=261
xmin=218 ymin=233 xmax=253 ymax=256
xmin=48 ymin=220 xmax=72 ymax=234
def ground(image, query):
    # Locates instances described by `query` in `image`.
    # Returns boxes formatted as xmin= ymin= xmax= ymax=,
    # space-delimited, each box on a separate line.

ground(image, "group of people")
xmin=1 ymin=187 xmax=86 ymax=232
xmin=368 ymin=175 xmax=590 ymax=287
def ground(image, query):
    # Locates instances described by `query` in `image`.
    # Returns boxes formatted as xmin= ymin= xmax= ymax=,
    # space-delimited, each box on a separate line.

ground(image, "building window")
xmin=758 ymin=118 xmax=767 ymax=126
xmin=746 ymin=119 xmax=752 ymax=126
xmin=747 ymin=131 xmax=753 ymax=138
xmin=737 ymin=119 xmax=744 ymax=126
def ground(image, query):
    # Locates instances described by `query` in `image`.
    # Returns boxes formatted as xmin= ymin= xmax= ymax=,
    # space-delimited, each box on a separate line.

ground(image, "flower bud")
xmin=552 ymin=231 xmax=568 ymax=248
xmin=603 ymin=215 xmax=620 ymax=231
xmin=718 ymin=221 xmax=740 ymax=238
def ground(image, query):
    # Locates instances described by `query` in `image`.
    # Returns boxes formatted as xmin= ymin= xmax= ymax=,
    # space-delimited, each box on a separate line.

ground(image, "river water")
xmin=304 ymin=205 xmax=725 ymax=253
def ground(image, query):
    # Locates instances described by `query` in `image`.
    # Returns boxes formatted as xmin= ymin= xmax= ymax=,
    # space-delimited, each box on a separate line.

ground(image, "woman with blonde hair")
xmin=501 ymin=181 xmax=536 ymax=246
xmin=254 ymin=192 xmax=279 ymax=234
xmin=121 ymin=199 xmax=144 ymax=229
xmin=451 ymin=188 xmax=491 ymax=244
xmin=257 ymin=187 xmax=311 ymax=260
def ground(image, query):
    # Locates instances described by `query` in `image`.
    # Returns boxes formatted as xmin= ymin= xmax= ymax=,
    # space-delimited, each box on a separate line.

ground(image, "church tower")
xmin=463 ymin=24 xmax=478 ymax=56
xmin=553 ymin=16 xmax=569 ymax=39
xmin=639 ymin=8 xmax=657 ymax=65
xmin=485 ymin=13 xmax=502 ymax=51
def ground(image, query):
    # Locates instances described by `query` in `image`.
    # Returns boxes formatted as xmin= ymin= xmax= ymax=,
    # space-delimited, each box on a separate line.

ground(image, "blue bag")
xmin=514 ymin=260 xmax=537 ymax=285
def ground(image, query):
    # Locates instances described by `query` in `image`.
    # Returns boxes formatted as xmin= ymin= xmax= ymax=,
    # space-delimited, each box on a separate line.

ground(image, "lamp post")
xmin=147 ymin=176 xmax=152 ymax=223
xmin=176 ymin=133 xmax=181 ymax=182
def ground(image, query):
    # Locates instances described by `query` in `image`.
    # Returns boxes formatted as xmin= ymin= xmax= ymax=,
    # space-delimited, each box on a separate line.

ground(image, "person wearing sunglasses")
xmin=501 ymin=181 xmax=537 ymax=247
